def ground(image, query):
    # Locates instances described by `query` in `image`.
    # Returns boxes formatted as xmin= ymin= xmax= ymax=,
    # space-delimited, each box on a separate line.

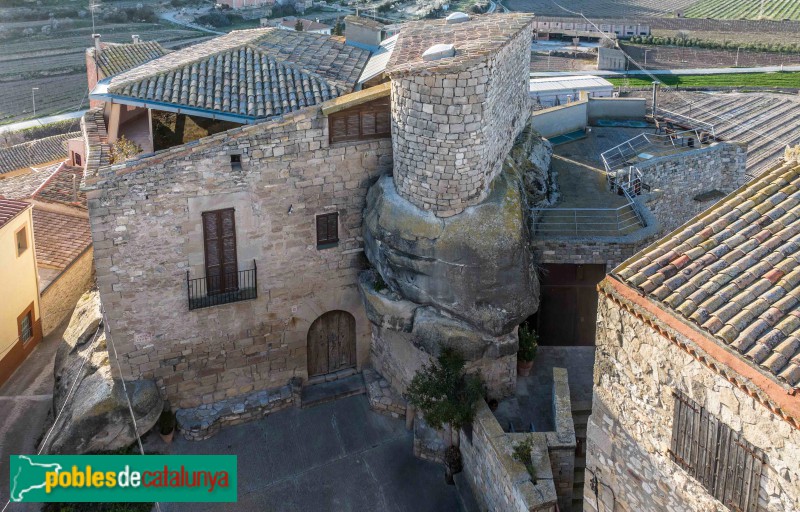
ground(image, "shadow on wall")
xmin=152 ymin=111 xmax=240 ymax=151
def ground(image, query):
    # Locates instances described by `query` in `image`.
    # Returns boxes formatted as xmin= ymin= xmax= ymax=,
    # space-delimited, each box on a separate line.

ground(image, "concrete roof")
xmin=617 ymin=160 xmax=800 ymax=387
xmin=529 ymin=75 xmax=614 ymax=93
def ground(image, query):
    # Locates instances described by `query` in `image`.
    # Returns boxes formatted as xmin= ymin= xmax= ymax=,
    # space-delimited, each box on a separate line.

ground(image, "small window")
xmin=316 ymin=212 xmax=339 ymax=249
xmin=16 ymin=226 xmax=28 ymax=256
xmin=329 ymin=98 xmax=391 ymax=144
xmin=230 ymin=153 xmax=242 ymax=169
xmin=670 ymin=390 xmax=764 ymax=512
xmin=19 ymin=311 xmax=32 ymax=343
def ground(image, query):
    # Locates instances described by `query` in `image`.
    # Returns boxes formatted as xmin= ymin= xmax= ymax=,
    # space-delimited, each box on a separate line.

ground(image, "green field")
xmin=607 ymin=71 xmax=800 ymax=88
xmin=684 ymin=0 xmax=800 ymax=20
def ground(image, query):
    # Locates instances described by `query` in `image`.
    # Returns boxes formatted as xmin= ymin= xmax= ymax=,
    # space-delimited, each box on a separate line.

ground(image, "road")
xmin=530 ymin=64 xmax=800 ymax=78
xmin=0 ymin=111 xmax=87 ymax=134
xmin=160 ymin=9 xmax=225 ymax=35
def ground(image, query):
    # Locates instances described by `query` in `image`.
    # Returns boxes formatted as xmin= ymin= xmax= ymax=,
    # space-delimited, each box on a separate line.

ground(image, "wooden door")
xmin=307 ymin=311 xmax=356 ymax=377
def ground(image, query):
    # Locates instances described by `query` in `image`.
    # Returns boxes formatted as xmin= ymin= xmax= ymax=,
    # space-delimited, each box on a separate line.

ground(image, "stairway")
xmin=571 ymin=400 xmax=592 ymax=512
xmin=301 ymin=372 xmax=366 ymax=408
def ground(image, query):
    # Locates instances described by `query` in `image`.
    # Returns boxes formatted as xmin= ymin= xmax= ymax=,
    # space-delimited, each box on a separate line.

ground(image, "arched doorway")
xmin=307 ymin=310 xmax=356 ymax=377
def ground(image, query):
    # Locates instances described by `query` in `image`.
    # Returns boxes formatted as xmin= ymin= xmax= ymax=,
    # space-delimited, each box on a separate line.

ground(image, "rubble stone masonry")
xmin=585 ymin=283 xmax=800 ymax=512
xmin=390 ymin=24 xmax=532 ymax=217
xmin=85 ymin=105 xmax=392 ymax=408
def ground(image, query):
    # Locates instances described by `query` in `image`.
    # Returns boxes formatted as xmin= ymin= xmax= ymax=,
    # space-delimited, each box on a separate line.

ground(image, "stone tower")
xmin=361 ymin=13 xmax=548 ymax=400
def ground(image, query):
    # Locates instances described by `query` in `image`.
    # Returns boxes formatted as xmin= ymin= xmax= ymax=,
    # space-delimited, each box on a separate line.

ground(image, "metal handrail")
xmin=600 ymin=129 xmax=703 ymax=172
xmin=531 ymin=196 xmax=646 ymax=236
xmin=187 ymin=259 xmax=258 ymax=310
xmin=654 ymin=108 xmax=716 ymax=137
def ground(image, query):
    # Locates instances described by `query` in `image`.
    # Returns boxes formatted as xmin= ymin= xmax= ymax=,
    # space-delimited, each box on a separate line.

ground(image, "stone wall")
xmin=585 ymin=282 xmax=800 ymax=512
xmin=390 ymin=24 xmax=532 ymax=217
xmin=460 ymin=400 xmax=558 ymax=512
xmin=40 ymin=247 xmax=95 ymax=337
xmin=638 ymin=141 xmax=748 ymax=234
xmin=533 ymin=239 xmax=641 ymax=269
xmin=529 ymin=100 xmax=587 ymax=139
xmin=85 ymin=103 xmax=392 ymax=408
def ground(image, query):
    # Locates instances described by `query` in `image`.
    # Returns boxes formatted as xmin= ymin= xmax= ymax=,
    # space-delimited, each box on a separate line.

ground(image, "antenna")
xmin=89 ymin=0 xmax=98 ymax=35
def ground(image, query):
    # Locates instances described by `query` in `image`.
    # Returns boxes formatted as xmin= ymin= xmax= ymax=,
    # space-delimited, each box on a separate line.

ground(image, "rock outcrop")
xmin=42 ymin=290 xmax=162 ymax=454
xmin=361 ymin=122 xmax=552 ymax=399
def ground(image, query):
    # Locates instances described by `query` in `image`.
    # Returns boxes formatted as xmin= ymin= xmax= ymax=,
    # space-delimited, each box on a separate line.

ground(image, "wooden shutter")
xmin=328 ymin=98 xmax=391 ymax=144
xmin=203 ymin=208 xmax=238 ymax=294
xmin=316 ymin=213 xmax=339 ymax=247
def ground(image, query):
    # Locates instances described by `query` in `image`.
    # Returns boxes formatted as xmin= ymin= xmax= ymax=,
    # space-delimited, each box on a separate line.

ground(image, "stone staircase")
xmin=571 ymin=400 xmax=592 ymax=511
xmin=300 ymin=370 xmax=366 ymax=408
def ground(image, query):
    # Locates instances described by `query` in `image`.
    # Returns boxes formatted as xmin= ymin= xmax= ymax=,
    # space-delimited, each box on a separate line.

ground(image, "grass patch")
xmin=607 ymin=71 xmax=800 ymax=88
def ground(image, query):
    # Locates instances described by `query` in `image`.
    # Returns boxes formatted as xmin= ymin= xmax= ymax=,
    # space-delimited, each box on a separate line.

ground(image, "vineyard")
xmin=0 ymin=16 xmax=204 ymax=125
xmin=504 ymin=0 xmax=698 ymax=18
xmin=684 ymin=0 xmax=800 ymax=21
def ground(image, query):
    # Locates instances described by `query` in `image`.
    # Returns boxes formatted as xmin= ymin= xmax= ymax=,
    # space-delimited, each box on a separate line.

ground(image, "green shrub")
xmin=512 ymin=437 xmax=536 ymax=481
xmin=518 ymin=323 xmax=538 ymax=362
xmin=404 ymin=348 xmax=484 ymax=436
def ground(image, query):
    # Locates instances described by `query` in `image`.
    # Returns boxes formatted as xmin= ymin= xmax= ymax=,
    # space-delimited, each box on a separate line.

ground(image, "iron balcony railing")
xmin=600 ymin=128 xmax=705 ymax=173
xmin=187 ymin=260 xmax=257 ymax=310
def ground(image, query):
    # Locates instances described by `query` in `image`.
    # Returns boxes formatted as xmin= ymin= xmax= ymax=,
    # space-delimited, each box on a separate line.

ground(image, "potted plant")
xmin=158 ymin=408 xmax=177 ymax=444
xmin=517 ymin=323 xmax=538 ymax=377
xmin=405 ymin=347 xmax=484 ymax=485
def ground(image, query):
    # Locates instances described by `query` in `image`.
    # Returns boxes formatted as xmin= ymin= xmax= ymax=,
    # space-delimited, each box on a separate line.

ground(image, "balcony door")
xmin=202 ymin=208 xmax=238 ymax=295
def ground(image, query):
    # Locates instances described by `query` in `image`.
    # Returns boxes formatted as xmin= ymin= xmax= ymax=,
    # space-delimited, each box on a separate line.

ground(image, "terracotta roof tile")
xmin=32 ymin=165 xmax=87 ymax=208
xmin=0 ymin=132 xmax=78 ymax=175
xmin=31 ymin=209 xmax=91 ymax=270
xmin=100 ymin=29 xmax=370 ymax=121
xmin=618 ymin=161 xmax=800 ymax=386
xmin=95 ymin=41 xmax=168 ymax=77
xmin=0 ymin=162 xmax=61 ymax=200
xmin=0 ymin=198 xmax=30 ymax=229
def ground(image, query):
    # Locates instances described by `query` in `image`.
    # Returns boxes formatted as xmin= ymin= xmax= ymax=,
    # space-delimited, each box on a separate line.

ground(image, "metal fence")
xmin=532 ymin=202 xmax=644 ymax=237
xmin=187 ymin=261 xmax=258 ymax=310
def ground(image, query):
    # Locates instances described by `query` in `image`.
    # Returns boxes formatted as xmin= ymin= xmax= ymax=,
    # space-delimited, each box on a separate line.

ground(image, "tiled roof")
xmin=617 ymin=160 xmax=800 ymax=387
xmin=0 ymin=132 xmax=78 ymax=175
xmin=100 ymin=29 xmax=370 ymax=120
xmin=0 ymin=198 xmax=30 ymax=230
xmin=0 ymin=162 xmax=61 ymax=200
xmin=345 ymin=15 xmax=384 ymax=30
xmin=386 ymin=13 xmax=534 ymax=76
xmin=279 ymin=19 xmax=331 ymax=32
xmin=31 ymin=209 xmax=92 ymax=270
xmin=32 ymin=164 xmax=87 ymax=208
xmin=94 ymin=41 xmax=168 ymax=78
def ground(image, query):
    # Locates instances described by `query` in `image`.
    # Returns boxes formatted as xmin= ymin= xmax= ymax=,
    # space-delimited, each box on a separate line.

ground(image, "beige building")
xmin=0 ymin=199 xmax=41 ymax=387
xmin=585 ymin=159 xmax=800 ymax=511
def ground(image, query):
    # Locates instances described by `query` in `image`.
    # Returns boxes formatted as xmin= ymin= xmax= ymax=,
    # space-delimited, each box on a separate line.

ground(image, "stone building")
xmin=584 ymin=159 xmax=800 ymax=511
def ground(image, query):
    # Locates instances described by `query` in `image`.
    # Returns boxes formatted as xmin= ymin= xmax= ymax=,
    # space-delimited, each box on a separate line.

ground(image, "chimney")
xmin=92 ymin=33 xmax=101 ymax=55
xmin=344 ymin=15 xmax=383 ymax=49
xmin=132 ymin=34 xmax=140 ymax=44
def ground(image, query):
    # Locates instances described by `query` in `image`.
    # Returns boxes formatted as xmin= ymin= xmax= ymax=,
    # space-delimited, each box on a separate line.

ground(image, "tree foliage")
xmin=404 ymin=348 xmax=484 ymax=432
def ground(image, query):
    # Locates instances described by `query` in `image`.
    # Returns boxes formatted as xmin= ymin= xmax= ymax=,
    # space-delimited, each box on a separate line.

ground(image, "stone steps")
xmin=301 ymin=372 xmax=366 ymax=408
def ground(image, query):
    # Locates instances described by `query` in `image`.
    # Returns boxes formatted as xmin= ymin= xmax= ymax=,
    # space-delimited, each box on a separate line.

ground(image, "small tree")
xmin=404 ymin=347 xmax=484 ymax=444
xmin=294 ymin=19 xmax=304 ymax=31
xmin=109 ymin=135 xmax=142 ymax=164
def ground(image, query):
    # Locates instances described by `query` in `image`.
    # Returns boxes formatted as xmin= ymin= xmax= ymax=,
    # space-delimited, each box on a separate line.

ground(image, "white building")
xmin=529 ymin=75 xmax=614 ymax=107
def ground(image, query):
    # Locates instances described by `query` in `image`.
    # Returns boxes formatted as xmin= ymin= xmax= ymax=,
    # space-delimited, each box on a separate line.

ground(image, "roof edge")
xmin=321 ymin=82 xmax=390 ymax=115
xmin=599 ymin=275 xmax=800 ymax=429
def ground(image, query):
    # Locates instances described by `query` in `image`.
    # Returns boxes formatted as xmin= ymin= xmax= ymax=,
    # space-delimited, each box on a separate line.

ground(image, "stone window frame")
xmin=668 ymin=389 xmax=764 ymax=512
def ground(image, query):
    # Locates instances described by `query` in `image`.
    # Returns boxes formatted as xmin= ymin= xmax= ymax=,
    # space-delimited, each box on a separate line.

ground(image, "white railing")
xmin=600 ymin=129 xmax=704 ymax=173
xmin=531 ymin=201 xmax=645 ymax=237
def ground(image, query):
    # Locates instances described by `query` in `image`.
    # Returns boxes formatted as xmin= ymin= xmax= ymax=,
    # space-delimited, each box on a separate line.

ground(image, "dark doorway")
xmin=307 ymin=311 xmax=356 ymax=377
xmin=531 ymin=264 xmax=606 ymax=346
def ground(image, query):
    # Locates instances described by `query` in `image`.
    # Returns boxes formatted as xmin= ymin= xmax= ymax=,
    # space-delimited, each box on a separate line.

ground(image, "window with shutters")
xmin=202 ymin=208 xmax=239 ymax=295
xmin=187 ymin=208 xmax=258 ymax=310
xmin=669 ymin=389 xmax=764 ymax=512
xmin=316 ymin=212 xmax=339 ymax=249
xmin=328 ymin=98 xmax=391 ymax=144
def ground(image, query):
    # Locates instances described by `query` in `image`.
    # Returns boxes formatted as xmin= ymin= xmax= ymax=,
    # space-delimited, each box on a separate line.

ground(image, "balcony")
xmin=187 ymin=261 xmax=257 ymax=310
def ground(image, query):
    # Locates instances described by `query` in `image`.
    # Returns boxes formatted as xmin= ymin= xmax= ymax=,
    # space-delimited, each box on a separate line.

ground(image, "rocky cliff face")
xmin=361 ymin=123 xmax=552 ymax=398
xmin=42 ymin=290 xmax=162 ymax=454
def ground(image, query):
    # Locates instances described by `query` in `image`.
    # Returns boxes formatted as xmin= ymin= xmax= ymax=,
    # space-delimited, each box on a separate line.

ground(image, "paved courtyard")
xmin=155 ymin=395 xmax=462 ymax=512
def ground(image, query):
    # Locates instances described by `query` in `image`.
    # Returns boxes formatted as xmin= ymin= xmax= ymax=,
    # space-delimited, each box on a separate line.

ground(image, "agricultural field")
xmin=621 ymin=43 xmax=800 ymax=69
xmin=684 ymin=0 xmax=800 ymax=21
xmin=0 ymin=2 xmax=206 ymax=125
xmin=606 ymin=71 xmax=800 ymax=88
xmin=503 ymin=0 xmax=698 ymax=18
